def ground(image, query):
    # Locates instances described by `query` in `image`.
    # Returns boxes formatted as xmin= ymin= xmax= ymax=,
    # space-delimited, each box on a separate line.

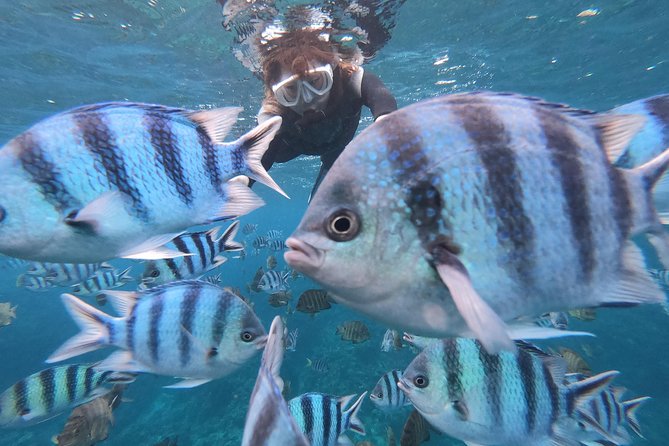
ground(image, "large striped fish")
xmin=285 ymin=92 xmax=669 ymax=352
xmin=0 ymin=364 xmax=133 ymax=429
xmin=0 ymin=102 xmax=285 ymax=263
xmin=242 ymin=316 xmax=309 ymax=446
xmin=140 ymin=221 xmax=243 ymax=287
xmin=398 ymin=338 xmax=618 ymax=446
xmin=47 ymin=280 xmax=267 ymax=388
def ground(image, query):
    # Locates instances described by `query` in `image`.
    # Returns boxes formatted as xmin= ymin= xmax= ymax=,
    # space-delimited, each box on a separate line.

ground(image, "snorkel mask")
xmin=271 ymin=64 xmax=334 ymax=109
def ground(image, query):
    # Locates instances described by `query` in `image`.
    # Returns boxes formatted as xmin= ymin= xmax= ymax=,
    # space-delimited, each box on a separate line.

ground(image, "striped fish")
xmin=370 ymin=370 xmax=411 ymax=411
xmin=285 ymin=91 xmax=669 ymax=353
xmin=242 ymin=223 xmax=258 ymax=235
xmin=285 ymin=328 xmax=298 ymax=352
xmin=47 ymin=280 xmax=267 ymax=388
xmin=0 ymin=102 xmax=285 ymax=263
xmin=16 ymin=273 xmax=55 ymax=292
xmin=400 ymin=409 xmax=430 ymax=446
xmin=258 ymin=270 xmax=290 ymax=293
xmin=0 ymin=364 xmax=133 ymax=429
xmin=242 ymin=316 xmax=309 ymax=446
xmin=268 ymin=239 xmax=287 ymax=252
xmin=288 ymin=391 xmax=367 ymax=446
xmin=27 ymin=262 xmax=113 ymax=287
xmin=140 ymin=221 xmax=243 ymax=287
xmin=266 ymin=230 xmax=283 ymax=239
xmin=306 ymin=358 xmax=329 ymax=373
xmin=70 ymin=267 xmax=133 ymax=296
xmin=336 ymin=320 xmax=371 ymax=344
xmin=296 ymin=289 xmax=334 ymax=314
xmin=398 ymin=338 xmax=619 ymax=446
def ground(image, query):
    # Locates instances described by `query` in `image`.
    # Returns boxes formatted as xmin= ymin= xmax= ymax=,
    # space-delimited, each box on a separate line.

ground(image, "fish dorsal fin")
xmin=588 ymin=113 xmax=646 ymax=163
xmin=186 ymin=107 xmax=243 ymax=145
xmin=567 ymin=370 xmax=620 ymax=409
xmin=102 ymin=290 xmax=140 ymax=316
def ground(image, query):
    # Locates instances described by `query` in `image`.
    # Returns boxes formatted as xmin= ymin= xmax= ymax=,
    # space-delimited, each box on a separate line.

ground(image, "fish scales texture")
xmin=0 ymin=102 xmax=282 ymax=262
xmin=0 ymin=364 xmax=116 ymax=428
xmin=286 ymin=91 xmax=668 ymax=342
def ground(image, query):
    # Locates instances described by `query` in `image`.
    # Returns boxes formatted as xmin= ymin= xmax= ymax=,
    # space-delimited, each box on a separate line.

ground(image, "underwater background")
xmin=0 ymin=0 xmax=668 ymax=444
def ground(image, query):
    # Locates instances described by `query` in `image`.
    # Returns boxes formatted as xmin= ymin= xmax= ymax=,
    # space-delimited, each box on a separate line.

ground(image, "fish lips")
xmin=284 ymin=237 xmax=325 ymax=277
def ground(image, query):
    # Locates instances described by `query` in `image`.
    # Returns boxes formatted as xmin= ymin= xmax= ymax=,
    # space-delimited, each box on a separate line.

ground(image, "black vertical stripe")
xmin=126 ymin=311 xmax=137 ymax=352
xmin=179 ymin=284 xmax=202 ymax=366
xmin=600 ymin=128 xmax=632 ymax=241
xmin=322 ymin=395 xmax=332 ymax=442
xmin=13 ymin=379 xmax=28 ymax=417
xmin=199 ymin=126 xmax=223 ymax=194
xmin=172 ymin=236 xmax=194 ymax=275
xmin=166 ymin=259 xmax=182 ymax=280
xmin=382 ymin=373 xmax=392 ymax=406
xmin=476 ymin=341 xmax=502 ymax=425
xmin=211 ymin=293 xmax=230 ymax=347
xmin=544 ymin=363 xmax=560 ymax=425
xmin=145 ymin=114 xmax=193 ymax=205
xmin=74 ymin=111 xmax=149 ymax=221
xmin=65 ymin=365 xmax=78 ymax=402
xmin=459 ymin=99 xmax=535 ymax=280
xmin=444 ymin=339 xmax=463 ymax=401
xmin=537 ymin=108 xmax=595 ymax=281
xmin=84 ymin=367 xmax=95 ymax=395
xmin=301 ymin=396 xmax=314 ymax=436
xmin=192 ymin=233 xmax=208 ymax=270
xmin=149 ymin=293 xmax=165 ymax=363
xmin=15 ymin=132 xmax=81 ymax=213
xmin=335 ymin=396 xmax=342 ymax=437
xmin=206 ymin=234 xmax=217 ymax=264
xmin=647 ymin=95 xmax=669 ymax=147
xmin=601 ymin=391 xmax=613 ymax=431
xmin=517 ymin=350 xmax=537 ymax=433
xmin=589 ymin=399 xmax=599 ymax=424
xmin=38 ymin=368 xmax=56 ymax=413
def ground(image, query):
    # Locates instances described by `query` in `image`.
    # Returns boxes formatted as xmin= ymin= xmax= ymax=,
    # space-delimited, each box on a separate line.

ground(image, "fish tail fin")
xmin=47 ymin=294 xmax=115 ymax=363
xmin=117 ymin=267 xmax=133 ymax=283
xmin=623 ymin=396 xmax=651 ymax=437
xmin=342 ymin=392 xmax=367 ymax=435
xmin=217 ymin=220 xmax=244 ymax=252
xmin=231 ymin=116 xmax=288 ymax=198
xmin=566 ymin=370 xmax=619 ymax=411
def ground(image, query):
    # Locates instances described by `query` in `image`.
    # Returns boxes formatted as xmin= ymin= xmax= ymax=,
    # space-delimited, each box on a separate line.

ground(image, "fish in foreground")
xmin=52 ymin=383 xmax=126 ymax=446
xmin=370 ymin=370 xmax=411 ymax=411
xmin=400 ymin=409 xmax=430 ymax=446
xmin=0 ymin=302 xmax=17 ymax=326
xmin=336 ymin=320 xmax=371 ymax=344
xmin=285 ymin=91 xmax=669 ymax=353
xmin=140 ymin=221 xmax=243 ymax=287
xmin=242 ymin=316 xmax=309 ymax=446
xmin=47 ymin=280 xmax=266 ymax=388
xmin=0 ymin=102 xmax=285 ymax=263
xmin=0 ymin=364 xmax=133 ymax=428
xmin=398 ymin=338 xmax=619 ymax=446
xmin=288 ymin=391 xmax=367 ymax=446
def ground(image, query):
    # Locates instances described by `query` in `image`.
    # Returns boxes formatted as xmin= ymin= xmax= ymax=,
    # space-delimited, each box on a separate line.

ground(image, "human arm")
xmin=359 ymin=69 xmax=397 ymax=121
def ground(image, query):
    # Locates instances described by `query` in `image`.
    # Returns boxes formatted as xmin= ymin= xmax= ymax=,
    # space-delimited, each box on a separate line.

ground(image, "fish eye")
xmin=0 ymin=206 xmax=5 ymax=223
xmin=241 ymin=331 xmax=255 ymax=342
xmin=325 ymin=209 xmax=360 ymax=242
xmin=150 ymin=270 xmax=160 ymax=278
xmin=376 ymin=391 xmax=383 ymax=398
xmin=413 ymin=375 xmax=429 ymax=388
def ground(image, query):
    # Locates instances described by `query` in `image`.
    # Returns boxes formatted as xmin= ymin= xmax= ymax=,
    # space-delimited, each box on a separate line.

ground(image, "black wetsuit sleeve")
xmin=360 ymin=71 xmax=398 ymax=120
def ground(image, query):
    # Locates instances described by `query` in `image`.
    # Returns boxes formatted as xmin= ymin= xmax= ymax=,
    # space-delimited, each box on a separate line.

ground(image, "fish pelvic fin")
xmin=231 ymin=116 xmax=288 ymax=198
xmin=47 ymin=294 xmax=116 ymax=363
xmin=623 ymin=396 xmax=651 ymax=437
xmin=342 ymin=391 xmax=368 ymax=435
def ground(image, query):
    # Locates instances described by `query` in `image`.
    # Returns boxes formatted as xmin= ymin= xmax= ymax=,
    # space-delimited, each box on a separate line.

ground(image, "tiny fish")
xmin=296 ymin=289 xmax=334 ymax=314
xmin=306 ymin=358 xmax=329 ymax=373
xmin=286 ymin=328 xmax=298 ymax=352
xmin=253 ymin=236 xmax=269 ymax=251
xmin=248 ymin=266 xmax=265 ymax=293
xmin=140 ymin=221 xmax=243 ymax=287
xmin=258 ymin=270 xmax=290 ymax=293
xmin=569 ymin=307 xmax=597 ymax=321
xmin=288 ymin=392 xmax=367 ymax=446
xmin=16 ymin=273 xmax=55 ymax=292
xmin=534 ymin=311 xmax=569 ymax=330
xmin=266 ymin=230 xmax=283 ymax=239
xmin=242 ymin=223 xmax=258 ymax=235
xmin=0 ymin=302 xmax=17 ymax=327
xmin=268 ymin=291 xmax=291 ymax=308
xmin=557 ymin=347 xmax=592 ymax=376
xmin=268 ymin=239 xmax=287 ymax=252
xmin=48 ymin=280 xmax=267 ymax=388
xmin=381 ymin=329 xmax=403 ymax=352
xmin=370 ymin=370 xmax=410 ymax=411
xmin=27 ymin=262 xmax=113 ymax=287
xmin=400 ymin=409 xmax=430 ymax=446
xmin=0 ymin=256 xmax=28 ymax=270
xmin=336 ymin=320 xmax=371 ymax=344
xmin=266 ymin=255 xmax=278 ymax=270
xmin=0 ymin=364 xmax=133 ymax=428
xmin=71 ymin=267 xmax=133 ymax=296
xmin=0 ymin=102 xmax=285 ymax=263
xmin=204 ymin=273 xmax=222 ymax=285
xmin=649 ymin=268 xmax=669 ymax=288
xmin=285 ymin=91 xmax=669 ymax=353
xmin=242 ymin=316 xmax=309 ymax=446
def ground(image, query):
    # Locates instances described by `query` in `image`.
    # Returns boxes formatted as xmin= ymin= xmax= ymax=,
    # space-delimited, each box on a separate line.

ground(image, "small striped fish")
xmin=566 ymin=373 xmax=650 ymax=445
xmin=0 ymin=364 xmax=133 ymax=428
xmin=286 ymin=91 xmax=669 ymax=353
xmin=242 ymin=223 xmax=258 ymax=235
xmin=258 ymin=270 xmax=289 ymax=293
xmin=306 ymin=358 xmax=329 ymax=373
xmin=140 ymin=221 xmax=243 ymax=287
xmin=649 ymin=268 xmax=669 ymax=288
xmin=27 ymin=262 xmax=112 ymax=287
xmin=370 ymin=370 xmax=410 ymax=411
xmin=398 ymin=338 xmax=619 ymax=445
xmin=71 ymin=267 xmax=133 ymax=296
xmin=16 ymin=273 xmax=55 ymax=292
xmin=265 ymin=230 xmax=283 ymax=239
xmin=285 ymin=328 xmax=298 ymax=352
xmin=267 ymin=239 xmax=287 ymax=252
xmin=47 ymin=280 xmax=267 ymax=388
xmin=288 ymin=392 xmax=367 ymax=446
xmin=534 ymin=312 xmax=569 ymax=330
xmin=336 ymin=320 xmax=370 ymax=344
xmin=241 ymin=316 xmax=309 ymax=446
xmin=0 ymin=102 xmax=285 ymax=263
xmin=296 ymin=289 xmax=334 ymax=314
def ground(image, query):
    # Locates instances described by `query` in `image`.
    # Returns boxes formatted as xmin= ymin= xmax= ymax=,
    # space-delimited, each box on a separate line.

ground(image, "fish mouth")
xmin=255 ymin=334 xmax=268 ymax=350
xmin=284 ymin=237 xmax=325 ymax=276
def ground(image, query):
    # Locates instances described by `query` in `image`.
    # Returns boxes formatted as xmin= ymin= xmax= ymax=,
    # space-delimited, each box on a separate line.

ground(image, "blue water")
xmin=0 ymin=1 xmax=668 ymax=445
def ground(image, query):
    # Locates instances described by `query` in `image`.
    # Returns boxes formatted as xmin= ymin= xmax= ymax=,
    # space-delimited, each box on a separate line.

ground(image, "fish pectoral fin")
xmin=336 ymin=435 xmax=354 ymax=446
xmin=64 ymin=191 xmax=128 ymax=234
xmin=208 ymin=181 xmax=265 ymax=222
xmin=164 ymin=378 xmax=212 ymax=389
xmin=179 ymin=324 xmax=212 ymax=360
xmin=433 ymin=255 xmax=513 ymax=353
xmin=451 ymin=400 xmax=469 ymax=421
xmin=97 ymin=351 xmax=149 ymax=373
xmin=118 ymin=233 xmax=187 ymax=259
